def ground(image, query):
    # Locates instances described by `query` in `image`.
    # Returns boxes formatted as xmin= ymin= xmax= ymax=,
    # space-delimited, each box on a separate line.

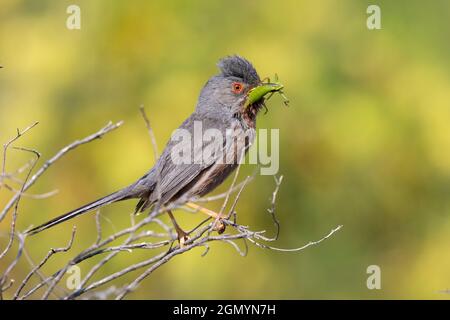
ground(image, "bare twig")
xmin=13 ymin=227 xmax=76 ymax=299
xmin=139 ymin=105 xmax=163 ymax=211
xmin=139 ymin=105 xmax=159 ymax=159
xmin=95 ymin=210 xmax=102 ymax=245
xmin=266 ymin=175 xmax=283 ymax=241
xmin=0 ymin=147 xmax=40 ymax=261
xmin=0 ymin=233 xmax=25 ymax=299
xmin=240 ymin=224 xmax=343 ymax=252
xmin=1 ymin=184 xmax=58 ymax=199
xmin=0 ymin=121 xmax=123 ymax=222
xmin=2 ymin=122 xmax=39 ymax=185
xmin=0 ymin=115 xmax=343 ymax=300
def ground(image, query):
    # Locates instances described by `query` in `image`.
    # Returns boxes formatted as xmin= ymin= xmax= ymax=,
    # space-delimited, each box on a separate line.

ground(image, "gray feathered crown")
xmin=217 ymin=55 xmax=260 ymax=85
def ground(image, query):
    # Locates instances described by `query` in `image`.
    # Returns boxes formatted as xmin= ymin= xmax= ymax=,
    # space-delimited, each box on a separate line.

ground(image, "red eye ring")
xmin=232 ymin=82 xmax=244 ymax=94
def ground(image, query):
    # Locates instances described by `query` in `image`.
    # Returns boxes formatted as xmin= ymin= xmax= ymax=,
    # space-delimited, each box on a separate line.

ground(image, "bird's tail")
xmin=25 ymin=188 xmax=133 ymax=236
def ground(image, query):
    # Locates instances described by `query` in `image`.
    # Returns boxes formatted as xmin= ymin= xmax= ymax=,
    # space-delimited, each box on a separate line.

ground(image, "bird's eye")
xmin=231 ymin=82 xmax=244 ymax=94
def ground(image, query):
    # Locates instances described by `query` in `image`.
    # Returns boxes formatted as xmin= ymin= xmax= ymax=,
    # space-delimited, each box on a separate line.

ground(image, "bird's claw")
xmin=177 ymin=231 xmax=190 ymax=248
xmin=213 ymin=219 xmax=226 ymax=234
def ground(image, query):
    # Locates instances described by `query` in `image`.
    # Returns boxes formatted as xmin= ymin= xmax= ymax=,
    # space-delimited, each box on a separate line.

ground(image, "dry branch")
xmin=0 ymin=111 xmax=342 ymax=300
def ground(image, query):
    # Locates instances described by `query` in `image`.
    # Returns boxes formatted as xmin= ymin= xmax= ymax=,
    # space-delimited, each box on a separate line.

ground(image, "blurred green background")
xmin=1 ymin=0 xmax=450 ymax=299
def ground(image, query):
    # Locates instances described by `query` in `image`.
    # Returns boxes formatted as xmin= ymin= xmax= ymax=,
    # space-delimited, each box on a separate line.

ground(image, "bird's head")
xmin=196 ymin=55 xmax=284 ymax=122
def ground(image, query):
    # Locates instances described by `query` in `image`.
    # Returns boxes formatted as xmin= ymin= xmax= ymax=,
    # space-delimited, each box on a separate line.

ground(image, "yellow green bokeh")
xmin=1 ymin=0 xmax=449 ymax=299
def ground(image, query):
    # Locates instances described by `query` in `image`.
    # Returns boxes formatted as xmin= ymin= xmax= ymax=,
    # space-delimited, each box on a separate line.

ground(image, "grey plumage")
xmin=217 ymin=56 xmax=260 ymax=85
xmin=26 ymin=55 xmax=262 ymax=236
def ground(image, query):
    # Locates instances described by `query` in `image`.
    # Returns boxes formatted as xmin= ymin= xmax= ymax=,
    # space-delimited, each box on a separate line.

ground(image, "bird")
xmin=25 ymin=55 xmax=284 ymax=243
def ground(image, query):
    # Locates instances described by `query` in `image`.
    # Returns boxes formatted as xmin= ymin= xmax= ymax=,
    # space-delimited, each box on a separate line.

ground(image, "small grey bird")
xmin=26 ymin=55 xmax=284 ymax=241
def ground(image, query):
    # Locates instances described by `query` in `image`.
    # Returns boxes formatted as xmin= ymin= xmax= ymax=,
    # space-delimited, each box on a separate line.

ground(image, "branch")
xmin=0 ymin=121 xmax=123 ymax=222
xmin=13 ymin=227 xmax=76 ymax=299
xmin=1 ymin=122 xmax=39 ymax=188
xmin=0 ymin=112 xmax=343 ymax=300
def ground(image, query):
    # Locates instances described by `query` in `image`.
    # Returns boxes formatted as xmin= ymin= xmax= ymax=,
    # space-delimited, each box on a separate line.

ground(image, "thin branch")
xmin=244 ymin=225 xmax=343 ymax=252
xmin=0 ymin=121 xmax=123 ymax=222
xmin=223 ymin=239 xmax=247 ymax=257
xmin=1 ymin=184 xmax=58 ymax=199
xmin=95 ymin=210 xmax=102 ymax=245
xmin=13 ymin=227 xmax=76 ymax=299
xmin=139 ymin=105 xmax=159 ymax=159
xmin=0 ymin=233 xmax=25 ymax=299
xmin=2 ymin=122 xmax=39 ymax=185
xmin=266 ymin=175 xmax=283 ymax=241
xmin=0 ymin=115 xmax=344 ymax=301
xmin=0 ymin=158 xmax=34 ymax=186
xmin=226 ymin=175 xmax=251 ymax=220
xmin=0 ymin=147 xmax=40 ymax=260
xmin=139 ymin=105 xmax=163 ymax=213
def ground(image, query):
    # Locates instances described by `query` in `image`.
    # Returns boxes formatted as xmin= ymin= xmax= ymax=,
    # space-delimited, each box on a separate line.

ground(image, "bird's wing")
xmin=148 ymin=113 xmax=238 ymax=205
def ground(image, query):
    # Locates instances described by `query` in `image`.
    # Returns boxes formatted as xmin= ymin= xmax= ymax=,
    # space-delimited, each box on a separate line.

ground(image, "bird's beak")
xmin=244 ymin=82 xmax=284 ymax=109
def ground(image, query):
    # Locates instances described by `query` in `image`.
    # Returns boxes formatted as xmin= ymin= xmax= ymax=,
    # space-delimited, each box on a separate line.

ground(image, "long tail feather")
xmin=25 ymin=189 xmax=131 ymax=236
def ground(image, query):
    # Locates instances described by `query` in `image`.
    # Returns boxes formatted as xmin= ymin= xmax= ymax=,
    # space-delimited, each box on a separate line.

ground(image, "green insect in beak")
xmin=244 ymin=74 xmax=289 ymax=109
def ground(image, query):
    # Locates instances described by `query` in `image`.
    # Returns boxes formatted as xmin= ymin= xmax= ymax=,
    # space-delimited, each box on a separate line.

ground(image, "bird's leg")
xmin=167 ymin=210 xmax=189 ymax=246
xmin=185 ymin=202 xmax=226 ymax=234
xmin=186 ymin=202 xmax=220 ymax=218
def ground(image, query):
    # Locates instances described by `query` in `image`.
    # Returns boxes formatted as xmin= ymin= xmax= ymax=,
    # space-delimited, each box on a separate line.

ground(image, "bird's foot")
xmin=213 ymin=219 xmax=226 ymax=234
xmin=177 ymin=229 xmax=190 ymax=248
xmin=167 ymin=209 xmax=190 ymax=248
xmin=186 ymin=202 xmax=221 ymax=219
xmin=185 ymin=202 xmax=227 ymax=234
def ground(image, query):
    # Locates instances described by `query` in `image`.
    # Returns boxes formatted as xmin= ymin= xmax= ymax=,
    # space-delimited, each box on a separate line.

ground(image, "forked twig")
xmin=0 ymin=112 xmax=342 ymax=300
